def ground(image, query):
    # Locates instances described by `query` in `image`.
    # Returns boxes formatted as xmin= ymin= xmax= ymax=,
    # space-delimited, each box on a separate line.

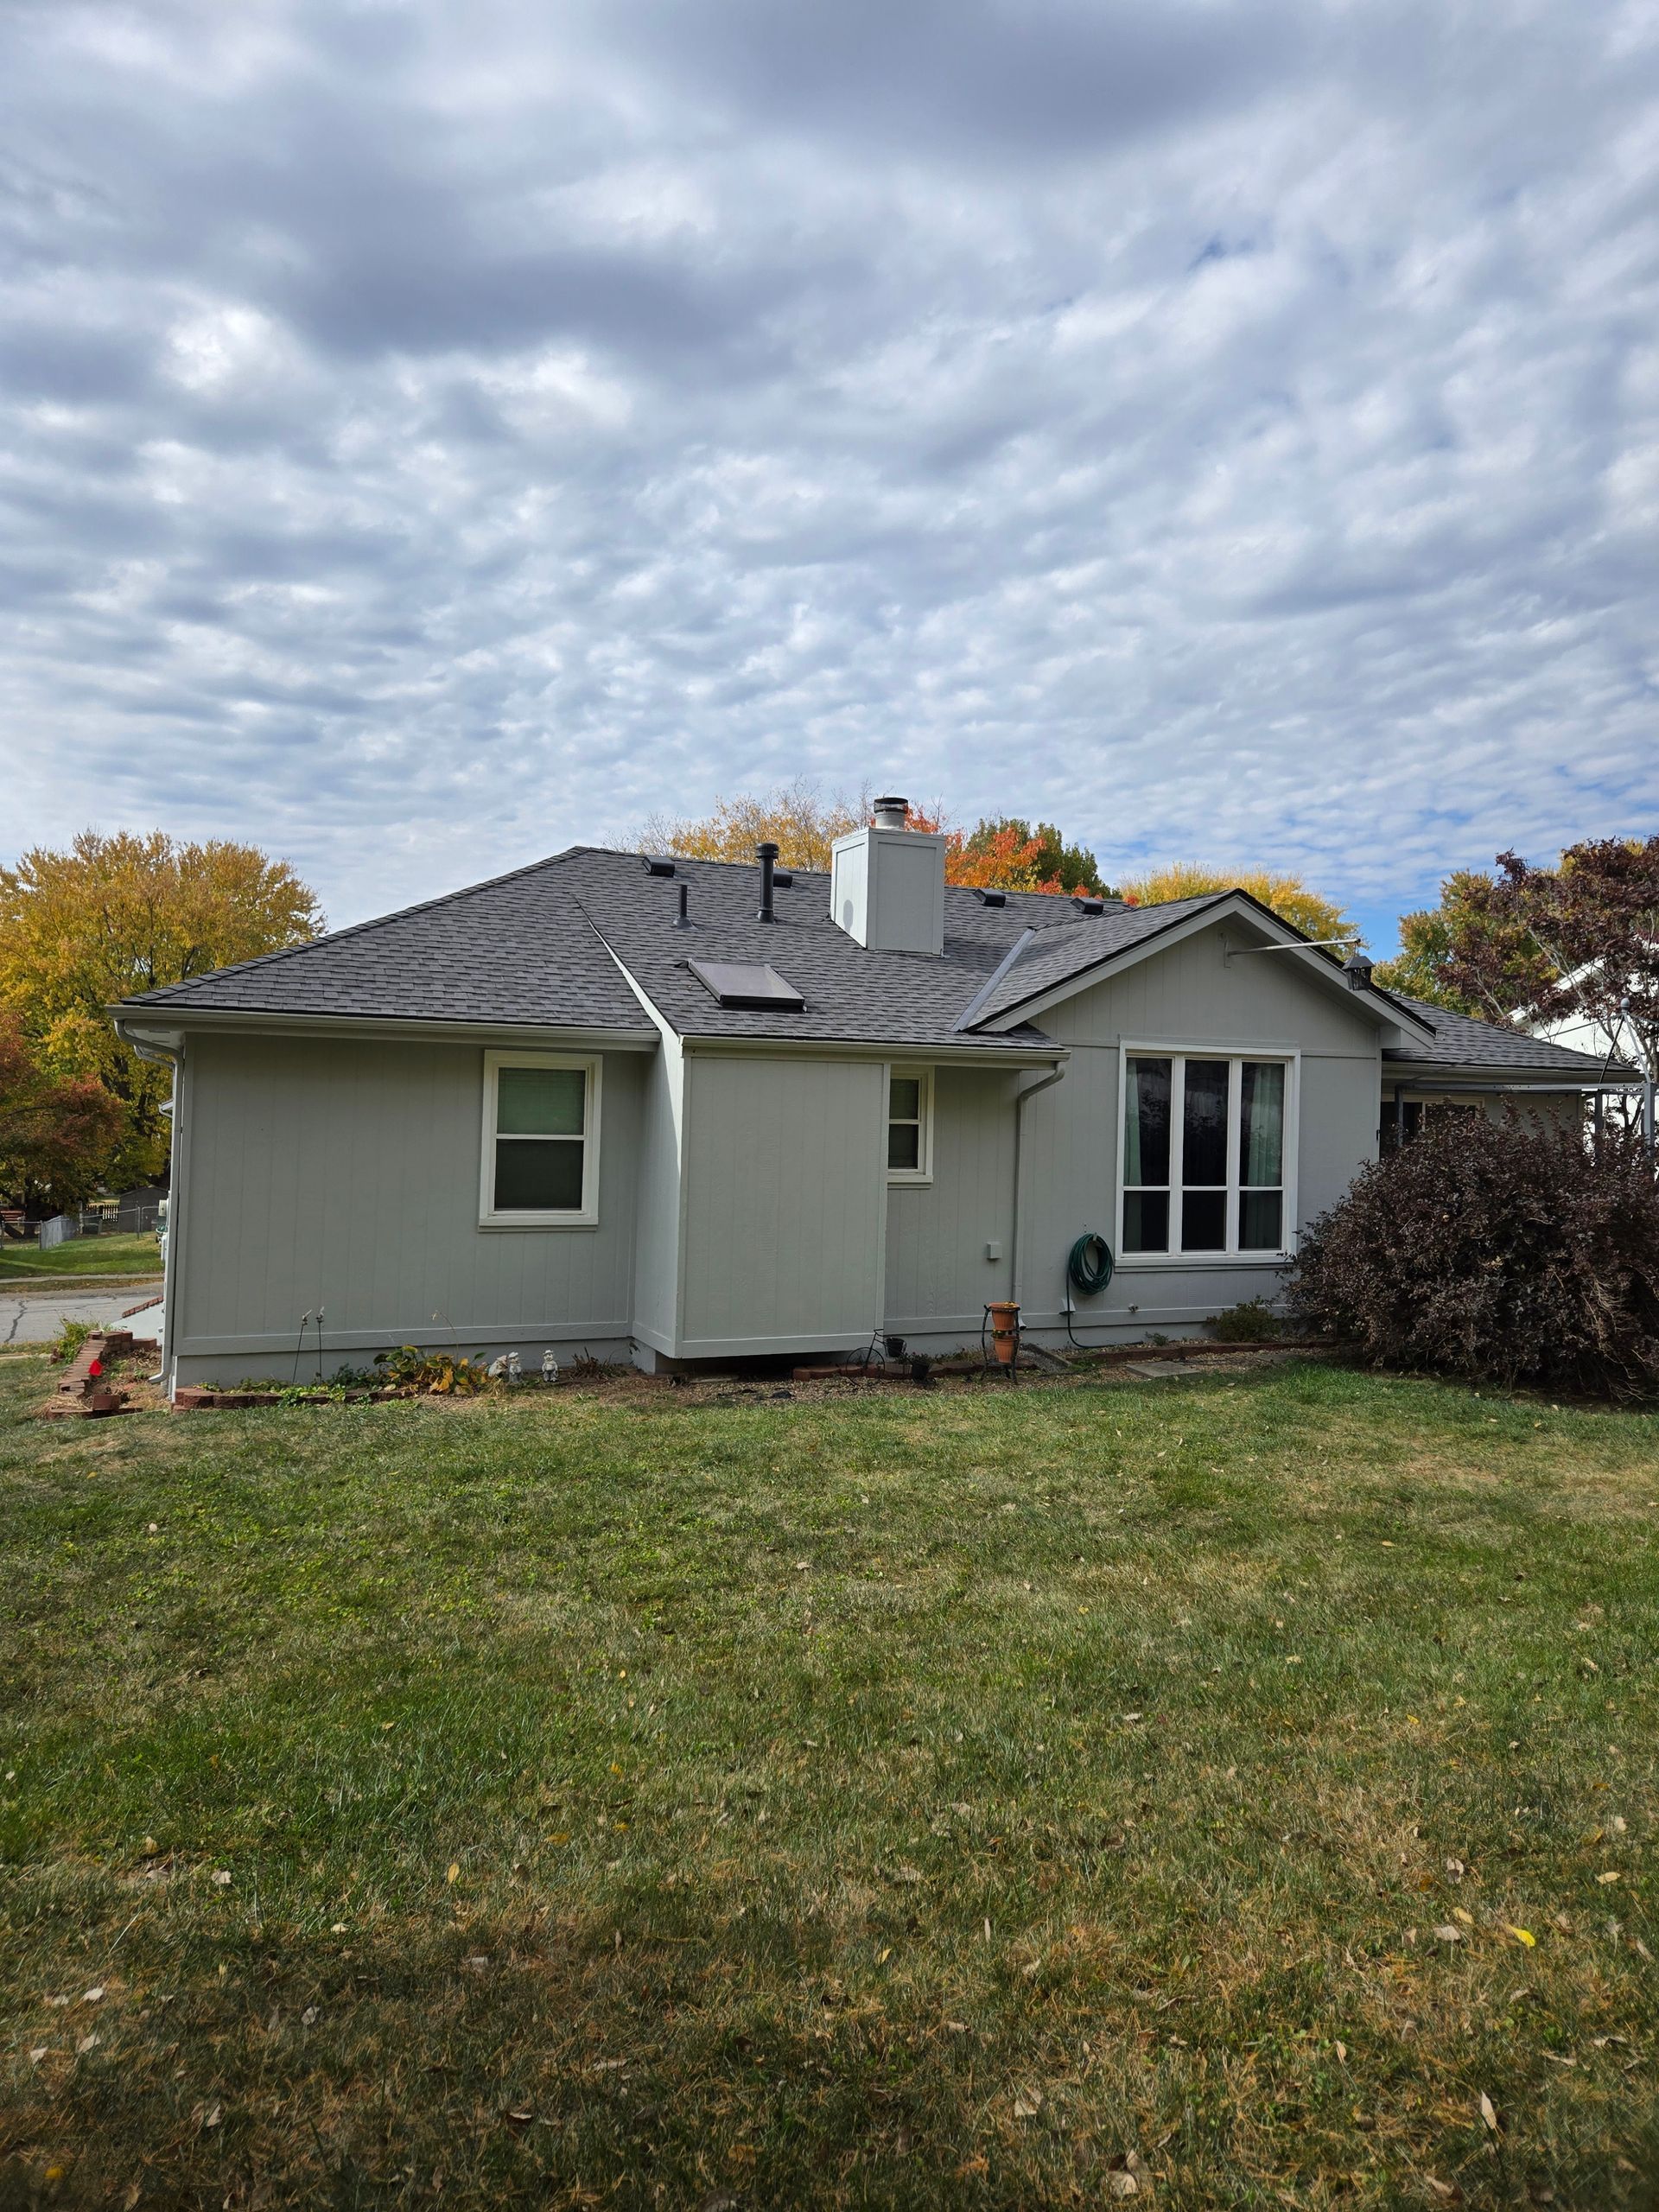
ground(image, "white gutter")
xmin=1011 ymin=1060 xmax=1068 ymax=1313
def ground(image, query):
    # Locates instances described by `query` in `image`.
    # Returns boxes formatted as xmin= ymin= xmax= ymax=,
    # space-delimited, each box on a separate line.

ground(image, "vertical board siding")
xmin=679 ymin=1055 xmax=887 ymax=1350
xmin=1017 ymin=921 xmax=1382 ymax=1327
xmin=883 ymin=1065 xmax=1018 ymax=1331
xmin=631 ymin=1034 xmax=685 ymax=1350
xmin=176 ymin=1033 xmax=645 ymax=1354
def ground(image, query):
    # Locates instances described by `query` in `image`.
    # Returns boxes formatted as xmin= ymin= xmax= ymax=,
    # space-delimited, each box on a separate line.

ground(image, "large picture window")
xmin=480 ymin=1052 xmax=601 ymax=1227
xmin=1120 ymin=1051 xmax=1293 ymax=1259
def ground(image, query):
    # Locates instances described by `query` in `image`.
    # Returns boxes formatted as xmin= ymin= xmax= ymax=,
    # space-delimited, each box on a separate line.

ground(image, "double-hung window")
xmin=1120 ymin=1051 xmax=1292 ymax=1258
xmin=480 ymin=1052 xmax=601 ymax=1227
xmin=887 ymin=1067 xmax=933 ymax=1183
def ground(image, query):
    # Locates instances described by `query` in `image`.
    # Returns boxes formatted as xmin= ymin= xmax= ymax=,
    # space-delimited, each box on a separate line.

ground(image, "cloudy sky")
xmin=2 ymin=0 xmax=1656 ymax=952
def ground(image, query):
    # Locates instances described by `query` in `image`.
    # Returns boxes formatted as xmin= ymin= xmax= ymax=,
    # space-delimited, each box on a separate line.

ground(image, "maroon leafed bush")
xmin=1288 ymin=1113 xmax=1659 ymax=1401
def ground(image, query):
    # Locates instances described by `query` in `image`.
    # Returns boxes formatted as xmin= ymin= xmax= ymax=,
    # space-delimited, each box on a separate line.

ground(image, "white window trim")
xmin=480 ymin=1051 xmax=601 ymax=1230
xmin=1115 ymin=1041 xmax=1300 ymax=1268
xmin=886 ymin=1063 xmax=934 ymax=1185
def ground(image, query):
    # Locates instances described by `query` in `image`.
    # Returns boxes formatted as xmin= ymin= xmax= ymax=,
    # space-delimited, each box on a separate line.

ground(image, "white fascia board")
xmin=107 ymin=1006 xmax=659 ymax=1052
xmin=977 ymin=894 xmax=1437 ymax=1040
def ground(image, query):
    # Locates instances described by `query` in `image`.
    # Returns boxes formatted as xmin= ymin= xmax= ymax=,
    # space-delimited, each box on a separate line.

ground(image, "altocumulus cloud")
xmin=0 ymin=0 xmax=1656 ymax=940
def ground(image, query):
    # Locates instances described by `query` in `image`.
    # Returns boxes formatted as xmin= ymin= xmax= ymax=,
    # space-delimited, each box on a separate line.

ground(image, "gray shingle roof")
xmin=114 ymin=844 xmax=1625 ymax=1082
xmin=118 ymin=850 xmax=648 ymax=1033
xmin=1383 ymin=995 xmax=1634 ymax=1080
xmin=964 ymin=894 xmax=1227 ymax=1022
xmin=563 ymin=849 xmax=1065 ymax=1051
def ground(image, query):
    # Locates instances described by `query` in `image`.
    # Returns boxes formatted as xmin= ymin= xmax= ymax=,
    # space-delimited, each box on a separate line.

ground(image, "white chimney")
xmin=830 ymin=795 xmax=945 ymax=957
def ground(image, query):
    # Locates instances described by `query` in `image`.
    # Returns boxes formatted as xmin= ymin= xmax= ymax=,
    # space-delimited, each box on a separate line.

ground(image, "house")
xmin=111 ymin=800 xmax=1628 ymax=1391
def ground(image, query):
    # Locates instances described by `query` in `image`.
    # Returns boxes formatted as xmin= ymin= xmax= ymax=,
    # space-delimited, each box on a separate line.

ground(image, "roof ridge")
xmin=122 ymin=846 xmax=588 ymax=1005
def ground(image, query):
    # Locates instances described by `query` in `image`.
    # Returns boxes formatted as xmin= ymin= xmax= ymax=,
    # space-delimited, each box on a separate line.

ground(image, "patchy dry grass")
xmin=0 ymin=1352 xmax=1656 ymax=2209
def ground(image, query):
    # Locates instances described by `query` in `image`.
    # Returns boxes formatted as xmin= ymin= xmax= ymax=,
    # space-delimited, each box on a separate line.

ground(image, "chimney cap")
xmin=873 ymin=795 xmax=909 ymax=830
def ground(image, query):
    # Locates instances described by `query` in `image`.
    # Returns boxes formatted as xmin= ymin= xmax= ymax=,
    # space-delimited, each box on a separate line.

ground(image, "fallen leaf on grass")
xmin=505 ymin=2108 xmax=534 ymax=2126
xmin=1013 ymin=2090 xmax=1043 ymax=2119
xmin=202 ymin=2106 xmax=220 ymax=2131
xmin=76 ymin=2034 xmax=101 ymax=2055
xmin=1507 ymin=1926 xmax=1536 ymax=1948
xmin=1425 ymin=2182 xmax=1463 ymax=2203
xmin=210 ymin=1871 xmax=231 ymax=1887
xmin=446 ymin=1862 xmax=460 ymax=1885
xmin=29 ymin=2048 xmax=47 ymax=2063
xmin=1478 ymin=2092 xmax=1500 ymax=2133
xmin=1452 ymin=1908 xmax=1475 ymax=1927
xmin=1597 ymin=1871 xmax=1622 ymax=1885
xmin=81 ymin=1987 xmax=105 ymax=2004
xmin=1432 ymin=1925 xmax=1465 ymax=1943
xmin=1106 ymin=2174 xmax=1140 ymax=2198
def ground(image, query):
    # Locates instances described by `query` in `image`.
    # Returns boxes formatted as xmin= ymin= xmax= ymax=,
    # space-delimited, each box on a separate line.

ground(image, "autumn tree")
xmin=638 ymin=779 xmax=867 ymax=872
xmin=956 ymin=818 xmax=1112 ymax=897
xmin=1378 ymin=839 xmax=1659 ymax=1085
xmin=1373 ymin=869 xmax=1545 ymax=1017
xmin=639 ymin=783 xmax=1112 ymax=895
xmin=0 ymin=1016 xmax=123 ymax=1216
xmin=1119 ymin=862 xmax=1357 ymax=948
xmin=0 ymin=831 xmax=323 ymax=1189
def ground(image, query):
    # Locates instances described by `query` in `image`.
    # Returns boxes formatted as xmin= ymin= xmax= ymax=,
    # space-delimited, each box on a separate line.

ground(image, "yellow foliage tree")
xmin=637 ymin=779 xmax=869 ymax=872
xmin=639 ymin=782 xmax=1110 ymax=894
xmin=1119 ymin=862 xmax=1357 ymax=948
xmin=0 ymin=831 xmax=322 ymax=1189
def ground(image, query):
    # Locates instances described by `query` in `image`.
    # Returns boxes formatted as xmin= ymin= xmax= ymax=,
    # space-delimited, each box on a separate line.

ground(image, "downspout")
xmin=1010 ymin=1061 xmax=1067 ymax=1313
xmin=111 ymin=1020 xmax=184 ymax=1389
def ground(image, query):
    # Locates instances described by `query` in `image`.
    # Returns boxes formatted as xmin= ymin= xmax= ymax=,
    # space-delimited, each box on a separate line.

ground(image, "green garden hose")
xmin=1065 ymin=1231 xmax=1114 ymax=1346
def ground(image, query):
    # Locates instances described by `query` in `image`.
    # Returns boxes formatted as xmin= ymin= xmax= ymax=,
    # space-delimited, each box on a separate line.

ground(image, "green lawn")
xmin=0 ymin=1231 xmax=162 ymax=1282
xmin=1 ymin=1354 xmax=1655 ymax=2209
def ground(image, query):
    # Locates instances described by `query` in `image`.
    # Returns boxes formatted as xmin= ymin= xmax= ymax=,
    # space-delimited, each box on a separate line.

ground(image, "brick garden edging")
xmin=47 ymin=1330 xmax=160 ymax=1418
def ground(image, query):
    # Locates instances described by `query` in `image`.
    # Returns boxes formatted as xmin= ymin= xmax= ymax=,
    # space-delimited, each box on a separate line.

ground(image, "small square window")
xmin=480 ymin=1053 xmax=601 ymax=1227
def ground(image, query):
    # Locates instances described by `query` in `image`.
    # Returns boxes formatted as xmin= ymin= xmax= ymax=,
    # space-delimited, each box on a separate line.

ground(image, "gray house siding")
xmin=630 ymin=1028 xmax=686 ymax=1358
xmin=170 ymin=1032 xmax=645 ymax=1384
xmin=676 ymin=1052 xmax=888 ymax=1357
xmin=882 ymin=1065 xmax=1020 ymax=1346
xmin=885 ymin=921 xmax=1382 ymax=1348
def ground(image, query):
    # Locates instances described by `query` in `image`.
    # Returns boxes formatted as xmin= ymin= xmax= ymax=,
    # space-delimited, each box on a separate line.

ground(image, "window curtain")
xmin=1241 ymin=1062 xmax=1284 ymax=1185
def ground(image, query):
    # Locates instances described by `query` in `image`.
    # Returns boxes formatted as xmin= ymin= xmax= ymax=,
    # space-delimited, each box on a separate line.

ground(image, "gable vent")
xmin=688 ymin=958 xmax=804 ymax=1010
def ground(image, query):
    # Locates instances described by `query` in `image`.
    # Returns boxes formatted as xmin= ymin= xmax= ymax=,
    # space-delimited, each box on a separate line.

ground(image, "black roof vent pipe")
xmin=756 ymin=841 xmax=779 ymax=923
xmin=672 ymin=883 xmax=696 ymax=930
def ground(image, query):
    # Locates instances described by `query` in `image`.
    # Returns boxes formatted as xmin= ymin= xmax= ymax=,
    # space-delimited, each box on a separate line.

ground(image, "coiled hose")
xmin=1065 ymin=1231 xmax=1114 ymax=1346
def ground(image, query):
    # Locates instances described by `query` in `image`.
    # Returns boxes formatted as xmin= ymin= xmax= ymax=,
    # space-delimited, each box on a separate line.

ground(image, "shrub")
xmin=1288 ymin=1115 xmax=1659 ymax=1401
xmin=1210 ymin=1297 xmax=1281 ymax=1343
xmin=50 ymin=1317 xmax=93 ymax=1363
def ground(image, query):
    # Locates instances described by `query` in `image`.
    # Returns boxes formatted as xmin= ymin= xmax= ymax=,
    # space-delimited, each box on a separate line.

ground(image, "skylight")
xmin=688 ymin=959 xmax=805 ymax=1010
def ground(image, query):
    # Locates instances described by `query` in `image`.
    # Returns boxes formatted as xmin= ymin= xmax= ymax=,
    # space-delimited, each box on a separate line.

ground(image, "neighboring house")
xmin=112 ymin=799 xmax=1630 ymax=1391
